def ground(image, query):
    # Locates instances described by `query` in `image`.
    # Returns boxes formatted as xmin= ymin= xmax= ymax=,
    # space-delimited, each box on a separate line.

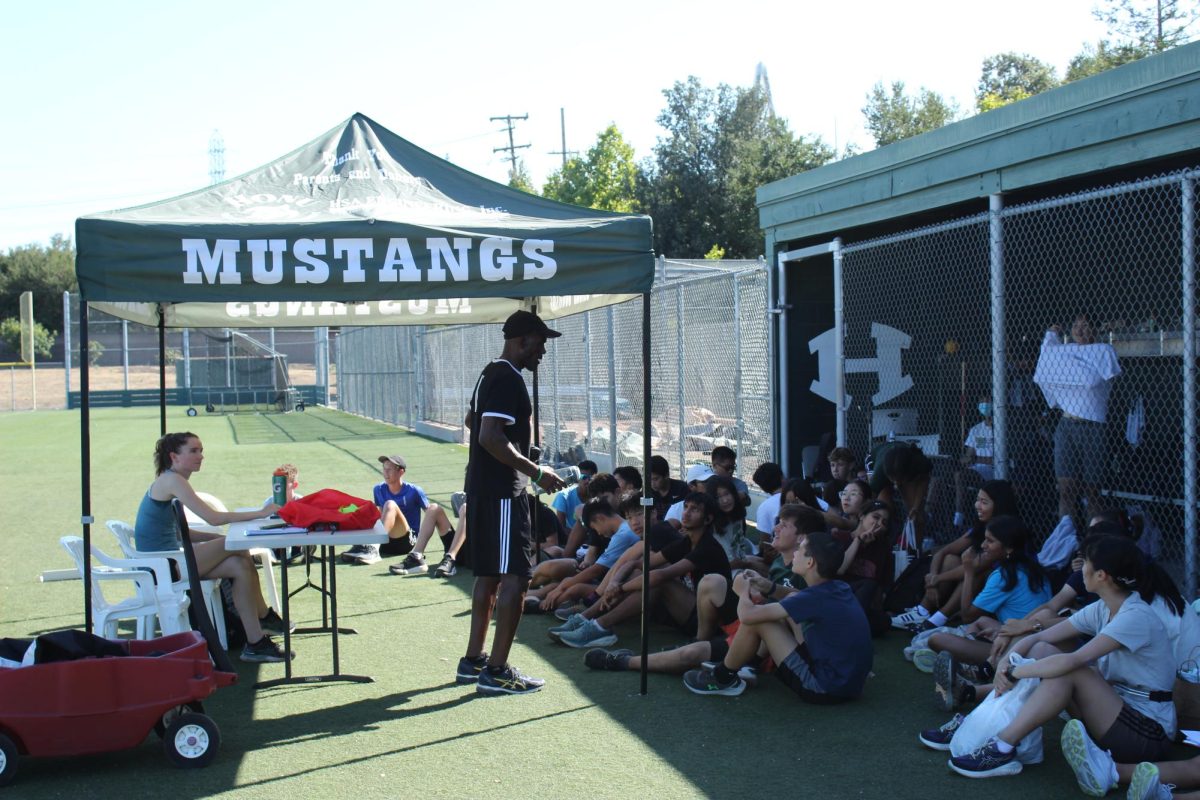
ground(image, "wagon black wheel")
xmin=0 ymin=732 xmax=19 ymax=786
xmin=154 ymin=701 xmax=204 ymax=738
xmin=163 ymin=712 xmax=220 ymax=768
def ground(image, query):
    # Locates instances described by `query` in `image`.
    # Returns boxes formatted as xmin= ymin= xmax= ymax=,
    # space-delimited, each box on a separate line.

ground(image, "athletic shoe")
xmin=433 ymin=554 xmax=456 ymax=578
xmin=918 ymin=713 xmax=965 ymax=751
xmin=892 ymin=606 xmax=931 ymax=629
xmin=240 ymin=635 xmax=294 ymax=663
xmin=1128 ymin=761 xmax=1175 ymax=800
xmin=682 ymin=666 xmax=746 ymax=696
xmin=554 ymin=603 xmax=586 ymax=621
xmin=558 ymin=619 xmax=618 ymax=649
xmin=343 ymin=544 xmax=381 ymax=565
xmin=455 ymin=652 xmax=488 ymax=684
xmin=957 ymin=660 xmax=994 ymax=683
xmin=523 ymin=595 xmax=545 ymax=614
xmin=906 ymin=620 xmax=937 ymax=634
xmin=450 ymin=491 xmax=466 ymax=518
xmin=1061 ymin=718 xmax=1119 ymax=797
xmin=341 ymin=544 xmax=369 ymax=563
xmin=585 ymin=648 xmax=633 ymax=671
xmin=389 ymin=552 xmax=427 ymax=575
xmin=700 ymin=661 xmax=759 ymax=687
xmin=258 ymin=608 xmax=296 ymax=635
xmin=476 ymin=665 xmax=545 ymax=695
xmin=934 ymin=651 xmax=970 ymax=711
xmin=904 ymin=646 xmax=916 ymax=662
xmin=948 ymin=737 xmax=1022 ymax=778
xmin=547 ymin=613 xmax=588 ymax=643
xmin=913 ymin=648 xmax=937 ymax=673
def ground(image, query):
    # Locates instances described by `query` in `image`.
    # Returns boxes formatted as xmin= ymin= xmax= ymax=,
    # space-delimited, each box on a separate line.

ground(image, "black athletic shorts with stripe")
xmin=468 ymin=495 xmax=533 ymax=578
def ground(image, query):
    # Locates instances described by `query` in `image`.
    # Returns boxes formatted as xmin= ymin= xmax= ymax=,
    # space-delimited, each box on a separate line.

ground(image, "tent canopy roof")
xmin=76 ymin=113 xmax=653 ymax=327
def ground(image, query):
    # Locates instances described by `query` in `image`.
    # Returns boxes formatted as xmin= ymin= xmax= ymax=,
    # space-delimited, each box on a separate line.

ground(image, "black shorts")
xmin=380 ymin=533 xmax=415 ymax=558
xmin=1096 ymin=702 xmax=1171 ymax=764
xmin=468 ymin=495 xmax=533 ymax=578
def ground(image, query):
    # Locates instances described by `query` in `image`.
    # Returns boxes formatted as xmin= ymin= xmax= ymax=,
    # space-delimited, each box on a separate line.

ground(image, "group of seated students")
xmin=527 ymin=444 xmax=1200 ymax=799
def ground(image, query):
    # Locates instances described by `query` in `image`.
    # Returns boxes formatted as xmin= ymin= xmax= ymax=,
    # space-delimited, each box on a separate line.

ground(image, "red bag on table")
xmin=278 ymin=489 xmax=380 ymax=531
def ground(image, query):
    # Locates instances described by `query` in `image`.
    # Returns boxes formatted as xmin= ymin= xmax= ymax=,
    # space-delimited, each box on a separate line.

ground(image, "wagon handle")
xmin=171 ymin=499 xmax=237 ymax=674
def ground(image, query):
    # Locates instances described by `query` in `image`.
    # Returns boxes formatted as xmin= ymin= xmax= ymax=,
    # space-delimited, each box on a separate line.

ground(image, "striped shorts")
xmin=467 ymin=495 xmax=533 ymax=578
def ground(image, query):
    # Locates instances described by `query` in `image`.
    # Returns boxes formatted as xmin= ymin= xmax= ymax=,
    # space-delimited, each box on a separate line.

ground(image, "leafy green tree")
xmin=1094 ymin=0 xmax=1198 ymax=51
xmin=0 ymin=234 xmax=77 ymax=334
xmin=641 ymin=76 xmax=833 ymax=258
xmin=543 ymin=125 xmax=639 ymax=212
xmin=1065 ymin=39 xmax=1150 ymax=80
xmin=0 ymin=317 xmax=55 ymax=360
xmin=507 ymin=159 xmax=536 ymax=194
xmin=976 ymin=52 xmax=1059 ymax=111
xmin=862 ymin=81 xmax=957 ymax=147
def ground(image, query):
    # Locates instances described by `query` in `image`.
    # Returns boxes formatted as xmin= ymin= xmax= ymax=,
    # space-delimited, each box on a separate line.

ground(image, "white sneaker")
xmin=912 ymin=648 xmax=937 ymax=673
xmin=892 ymin=606 xmax=930 ymax=629
xmin=1128 ymin=761 xmax=1176 ymax=800
xmin=1061 ymin=719 xmax=1118 ymax=797
xmin=344 ymin=544 xmax=381 ymax=565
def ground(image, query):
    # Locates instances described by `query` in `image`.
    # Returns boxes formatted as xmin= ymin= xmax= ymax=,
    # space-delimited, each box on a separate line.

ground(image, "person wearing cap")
xmin=662 ymin=464 xmax=714 ymax=529
xmin=342 ymin=455 xmax=457 ymax=571
xmin=458 ymin=310 xmax=567 ymax=695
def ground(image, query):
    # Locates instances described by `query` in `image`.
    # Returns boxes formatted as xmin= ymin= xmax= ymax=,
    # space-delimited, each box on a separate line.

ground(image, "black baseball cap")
xmin=502 ymin=310 xmax=561 ymax=340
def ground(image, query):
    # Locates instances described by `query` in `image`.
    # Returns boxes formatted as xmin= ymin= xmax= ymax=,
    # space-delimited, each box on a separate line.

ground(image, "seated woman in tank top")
xmin=134 ymin=431 xmax=291 ymax=663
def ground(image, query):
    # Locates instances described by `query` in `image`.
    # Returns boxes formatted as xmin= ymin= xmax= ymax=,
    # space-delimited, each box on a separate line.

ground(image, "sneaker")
xmin=450 ymin=491 xmax=466 ymax=518
xmin=554 ymin=603 xmax=585 ymax=621
xmin=1061 ymin=718 xmax=1119 ymax=797
xmin=476 ymin=665 xmax=545 ymax=695
xmin=388 ymin=551 xmax=427 ymax=575
xmin=455 ymin=653 xmax=488 ymax=684
xmin=585 ymin=648 xmax=633 ymax=671
xmin=918 ymin=713 xmax=965 ymax=751
xmin=892 ymin=606 xmax=931 ymax=629
xmin=948 ymin=737 xmax=1022 ymax=778
xmin=240 ymin=635 xmax=294 ymax=663
xmin=258 ymin=608 xmax=296 ymax=635
xmin=340 ymin=544 xmax=368 ymax=563
xmin=913 ymin=648 xmax=937 ymax=673
xmin=934 ymin=651 xmax=970 ymax=711
xmin=700 ymin=661 xmax=759 ymax=687
xmin=682 ymin=666 xmax=746 ymax=696
xmin=1127 ymin=761 xmax=1175 ymax=800
xmin=433 ymin=554 xmax=456 ymax=578
xmin=343 ymin=544 xmax=381 ymax=565
xmin=957 ymin=661 xmax=994 ymax=683
xmin=558 ymin=619 xmax=618 ymax=649
xmin=547 ymin=613 xmax=588 ymax=643
xmin=906 ymin=619 xmax=937 ymax=634
xmin=904 ymin=646 xmax=916 ymax=662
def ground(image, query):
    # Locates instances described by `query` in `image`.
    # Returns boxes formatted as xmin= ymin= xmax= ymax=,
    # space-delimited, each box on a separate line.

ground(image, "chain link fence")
xmin=337 ymin=259 xmax=772 ymax=489
xmin=838 ymin=167 xmax=1198 ymax=594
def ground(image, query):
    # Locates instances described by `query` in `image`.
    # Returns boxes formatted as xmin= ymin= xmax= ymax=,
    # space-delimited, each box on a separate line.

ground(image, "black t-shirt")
xmin=660 ymin=529 xmax=732 ymax=590
xmin=647 ymin=521 xmax=684 ymax=552
xmin=652 ymin=479 xmax=689 ymax=520
xmin=466 ymin=360 xmax=532 ymax=498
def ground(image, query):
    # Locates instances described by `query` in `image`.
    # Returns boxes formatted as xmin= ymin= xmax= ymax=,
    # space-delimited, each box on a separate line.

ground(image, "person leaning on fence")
xmin=827 ymin=446 xmax=859 ymax=483
xmin=134 ymin=431 xmax=292 ymax=663
xmin=682 ymin=531 xmax=873 ymax=702
xmin=954 ymin=398 xmax=995 ymax=527
xmin=922 ymin=535 xmax=1178 ymax=779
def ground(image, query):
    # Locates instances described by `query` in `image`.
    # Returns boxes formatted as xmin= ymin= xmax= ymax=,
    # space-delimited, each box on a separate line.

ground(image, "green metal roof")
xmin=758 ymin=41 xmax=1200 ymax=243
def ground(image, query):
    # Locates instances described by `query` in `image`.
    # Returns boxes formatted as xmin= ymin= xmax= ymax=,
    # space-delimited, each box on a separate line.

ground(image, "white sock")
xmin=929 ymin=611 xmax=948 ymax=627
xmin=993 ymin=737 xmax=1015 ymax=754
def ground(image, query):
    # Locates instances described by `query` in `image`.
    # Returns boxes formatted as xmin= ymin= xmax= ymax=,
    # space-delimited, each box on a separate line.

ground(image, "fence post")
xmin=833 ymin=237 xmax=846 ymax=446
xmin=734 ymin=273 xmax=744 ymax=471
xmin=458 ymin=328 xmax=467 ymax=441
xmin=989 ymin=193 xmax=1008 ymax=480
xmin=182 ymin=329 xmax=191 ymax=392
xmin=1182 ymin=176 xmax=1196 ymax=600
xmin=607 ymin=306 xmax=617 ymax=469
xmin=121 ymin=319 xmax=130 ymax=391
xmin=552 ymin=333 xmax=560 ymax=460
xmin=585 ymin=312 xmax=593 ymax=452
xmin=676 ymin=284 xmax=685 ymax=471
xmin=63 ymin=291 xmax=72 ymax=406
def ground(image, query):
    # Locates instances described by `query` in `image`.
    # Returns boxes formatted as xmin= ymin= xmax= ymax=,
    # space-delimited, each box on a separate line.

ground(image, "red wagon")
xmin=0 ymin=630 xmax=236 ymax=785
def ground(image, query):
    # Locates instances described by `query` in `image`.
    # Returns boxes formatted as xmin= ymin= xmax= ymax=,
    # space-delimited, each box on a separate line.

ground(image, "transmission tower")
xmin=208 ymin=129 xmax=225 ymax=185
xmin=490 ymin=114 xmax=530 ymax=177
xmin=754 ymin=63 xmax=776 ymax=118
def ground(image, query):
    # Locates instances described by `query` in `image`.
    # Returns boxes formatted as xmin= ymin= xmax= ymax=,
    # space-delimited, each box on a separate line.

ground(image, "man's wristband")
xmin=534 ymin=467 xmax=543 ymax=482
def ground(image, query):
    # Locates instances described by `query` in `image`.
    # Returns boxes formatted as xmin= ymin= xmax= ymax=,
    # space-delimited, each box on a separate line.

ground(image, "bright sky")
xmin=0 ymin=0 xmax=1107 ymax=250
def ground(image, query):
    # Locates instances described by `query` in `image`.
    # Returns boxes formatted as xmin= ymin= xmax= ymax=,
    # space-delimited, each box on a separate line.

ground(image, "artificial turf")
xmin=0 ymin=405 xmax=1156 ymax=798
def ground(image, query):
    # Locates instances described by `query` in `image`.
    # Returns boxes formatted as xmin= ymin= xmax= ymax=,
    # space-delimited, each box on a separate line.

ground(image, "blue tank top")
xmin=134 ymin=492 xmax=181 ymax=552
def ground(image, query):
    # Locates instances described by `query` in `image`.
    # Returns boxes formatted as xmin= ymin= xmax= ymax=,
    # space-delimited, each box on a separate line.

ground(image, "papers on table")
xmin=245 ymin=525 xmax=309 ymax=536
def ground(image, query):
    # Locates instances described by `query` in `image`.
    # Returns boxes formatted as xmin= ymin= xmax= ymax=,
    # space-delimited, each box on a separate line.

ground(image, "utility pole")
xmin=208 ymin=129 xmax=225 ymax=185
xmin=548 ymin=107 xmax=578 ymax=168
xmin=490 ymin=114 xmax=530 ymax=177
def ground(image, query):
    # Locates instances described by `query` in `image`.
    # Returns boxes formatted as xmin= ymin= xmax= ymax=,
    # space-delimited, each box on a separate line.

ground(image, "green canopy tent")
xmin=74 ymin=113 xmax=659 ymax=691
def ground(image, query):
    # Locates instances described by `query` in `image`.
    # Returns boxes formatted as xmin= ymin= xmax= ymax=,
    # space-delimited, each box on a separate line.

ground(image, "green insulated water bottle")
xmin=272 ymin=469 xmax=288 ymax=506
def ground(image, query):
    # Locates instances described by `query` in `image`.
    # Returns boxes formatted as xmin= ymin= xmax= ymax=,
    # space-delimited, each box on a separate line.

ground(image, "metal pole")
xmin=1182 ymin=176 xmax=1197 ymax=599
xmin=584 ymin=312 xmax=593 ymax=456
xmin=778 ymin=250 xmax=791 ymax=467
xmin=833 ymin=237 xmax=846 ymax=446
xmin=80 ymin=304 xmax=93 ymax=633
xmin=733 ymin=273 xmax=744 ymax=472
xmin=676 ymin=285 xmax=685 ymax=471
xmin=121 ymin=318 xmax=130 ymax=391
xmin=640 ymin=291 xmax=652 ymax=695
xmin=63 ymin=292 xmax=72 ymax=406
xmin=552 ymin=334 xmax=560 ymax=460
xmin=989 ymin=193 xmax=1008 ymax=479
xmin=158 ymin=308 xmax=167 ymax=435
xmin=607 ymin=305 xmax=617 ymax=469
xmin=458 ymin=329 xmax=467 ymax=440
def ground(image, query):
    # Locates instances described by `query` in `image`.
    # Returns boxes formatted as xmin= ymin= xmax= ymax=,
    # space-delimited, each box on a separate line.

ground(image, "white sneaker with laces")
xmin=1061 ymin=719 xmax=1118 ymax=797
xmin=1127 ymin=761 xmax=1175 ymax=800
xmin=345 ymin=544 xmax=381 ymax=565
xmin=892 ymin=606 xmax=931 ymax=630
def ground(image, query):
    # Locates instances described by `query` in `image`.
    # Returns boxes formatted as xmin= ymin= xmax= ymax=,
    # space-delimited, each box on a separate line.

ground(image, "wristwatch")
xmin=1005 ymin=664 xmax=1018 ymax=683
xmin=1032 ymin=621 xmax=1044 ymax=633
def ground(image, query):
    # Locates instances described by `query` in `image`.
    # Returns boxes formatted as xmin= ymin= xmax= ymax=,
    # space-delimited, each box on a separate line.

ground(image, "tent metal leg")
xmin=158 ymin=307 xmax=167 ymax=435
xmin=640 ymin=291 xmax=651 ymax=696
xmin=80 ymin=304 xmax=93 ymax=634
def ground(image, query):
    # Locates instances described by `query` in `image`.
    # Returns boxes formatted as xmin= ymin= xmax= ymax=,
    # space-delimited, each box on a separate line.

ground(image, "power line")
xmin=490 ymin=113 xmax=530 ymax=176
xmin=548 ymin=107 xmax=579 ymax=169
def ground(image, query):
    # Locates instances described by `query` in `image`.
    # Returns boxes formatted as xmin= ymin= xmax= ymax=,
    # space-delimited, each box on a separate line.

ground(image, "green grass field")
xmin=0 ymin=406 xmax=1117 ymax=798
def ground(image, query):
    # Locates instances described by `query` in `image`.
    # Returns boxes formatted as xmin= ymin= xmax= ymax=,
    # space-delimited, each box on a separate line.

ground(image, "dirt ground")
xmin=0 ymin=364 xmax=330 ymax=412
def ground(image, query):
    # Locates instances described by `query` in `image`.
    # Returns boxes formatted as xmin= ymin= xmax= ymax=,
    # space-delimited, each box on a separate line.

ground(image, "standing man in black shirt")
xmin=458 ymin=310 xmax=567 ymax=695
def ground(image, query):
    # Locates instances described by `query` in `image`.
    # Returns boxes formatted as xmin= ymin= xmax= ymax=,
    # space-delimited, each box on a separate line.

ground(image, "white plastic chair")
xmin=59 ymin=536 xmax=187 ymax=639
xmin=105 ymin=519 xmax=228 ymax=649
xmin=187 ymin=492 xmax=281 ymax=613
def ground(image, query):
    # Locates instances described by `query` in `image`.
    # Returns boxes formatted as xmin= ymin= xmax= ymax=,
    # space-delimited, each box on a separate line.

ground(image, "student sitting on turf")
xmin=613 ymin=465 xmax=643 ymax=496
xmin=892 ymin=479 xmax=1019 ymax=632
xmin=683 ymin=531 xmax=873 ymax=701
xmin=923 ymin=535 xmax=1179 ymax=779
xmin=547 ymin=459 xmax=597 ymax=557
xmin=648 ymin=455 xmax=689 ymax=523
xmin=527 ymin=472 xmax=620 ymax=600
xmin=663 ymin=465 xmax=715 ymax=529
xmin=552 ymin=492 xmax=732 ymax=649
xmin=707 ymin=475 xmax=757 ymax=567
xmin=584 ymin=502 xmax=831 ymax=673
xmin=532 ymin=498 xmax=640 ymax=613
xmin=831 ymin=499 xmax=893 ymax=634
xmin=1063 ymin=738 xmax=1200 ymax=799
